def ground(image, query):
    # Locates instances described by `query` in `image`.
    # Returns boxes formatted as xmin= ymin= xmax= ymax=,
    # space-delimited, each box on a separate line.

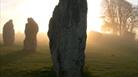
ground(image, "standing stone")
xmin=48 ymin=0 xmax=87 ymax=77
xmin=23 ymin=18 xmax=39 ymax=52
xmin=3 ymin=19 xmax=15 ymax=46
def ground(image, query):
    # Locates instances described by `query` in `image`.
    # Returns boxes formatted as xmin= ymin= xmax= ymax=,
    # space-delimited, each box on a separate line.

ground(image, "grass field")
xmin=0 ymin=32 xmax=138 ymax=77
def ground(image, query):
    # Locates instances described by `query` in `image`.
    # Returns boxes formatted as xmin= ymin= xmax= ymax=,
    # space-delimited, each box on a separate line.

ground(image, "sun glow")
xmin=87 ymin=0 xmax=103 ymax=32
xmin=0 ymin=0 xmax=103 ymax=33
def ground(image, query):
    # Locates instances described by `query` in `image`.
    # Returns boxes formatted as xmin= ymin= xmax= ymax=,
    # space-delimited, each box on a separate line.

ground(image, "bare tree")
xmin=127 ymin=6 xmax=138 ymax=33
xmin=102 ymin=0 xmax=134 ymax=36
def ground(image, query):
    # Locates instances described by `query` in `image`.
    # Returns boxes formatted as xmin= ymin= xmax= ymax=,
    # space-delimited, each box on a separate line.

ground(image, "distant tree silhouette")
xmin=48 ymin=0 xmax=87 ymax=77
xmin=128 ymin=6 xmax=138 ymax=33
xmin=3 ymin=19 xmax=15 ymax=46
xmin=102 ymin=0 xmax=136 ymax=36
xmin=23 ymin=18 xmax=39 ymax=52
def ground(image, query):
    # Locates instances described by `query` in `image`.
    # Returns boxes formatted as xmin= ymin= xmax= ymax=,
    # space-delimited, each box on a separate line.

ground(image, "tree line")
xmin=101 ymin=0 xmax=138 ymax=38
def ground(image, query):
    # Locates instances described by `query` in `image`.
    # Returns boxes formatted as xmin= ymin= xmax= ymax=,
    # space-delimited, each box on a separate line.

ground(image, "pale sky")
xmin=0 ymin=0 xmax=137 ymax=33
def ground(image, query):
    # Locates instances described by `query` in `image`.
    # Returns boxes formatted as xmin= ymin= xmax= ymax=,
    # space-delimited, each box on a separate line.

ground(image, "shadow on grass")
xmin=24 ymin=67 xmax=99 ymax=77
xmin=24 ymin=67 xmax=56 ymax=77
xmin=0 ymin=50 xmax=33 ymax=66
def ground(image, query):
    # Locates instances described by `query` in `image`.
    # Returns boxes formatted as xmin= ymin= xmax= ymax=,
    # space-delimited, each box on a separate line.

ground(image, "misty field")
xmin=0 ymin=32 xmax=138 ymax=77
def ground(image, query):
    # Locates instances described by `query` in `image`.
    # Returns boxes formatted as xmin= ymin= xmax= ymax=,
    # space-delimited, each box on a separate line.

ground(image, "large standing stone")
xmin=23 ymin=18 xmax=39 ymax=52
xmin=3 ymin=20 xmax=15 ymax=46
xmin=48 ymin=0 xmax=87 ymax=77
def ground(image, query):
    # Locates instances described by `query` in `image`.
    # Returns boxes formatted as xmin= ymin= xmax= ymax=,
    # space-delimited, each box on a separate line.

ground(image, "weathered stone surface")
xmin=3 ymin=19 xmax=15 ymax=46
xmin=23 ymin=18 xmax=39 ymax=52
xmin=48 ymin=0 xmax=87 ymax=77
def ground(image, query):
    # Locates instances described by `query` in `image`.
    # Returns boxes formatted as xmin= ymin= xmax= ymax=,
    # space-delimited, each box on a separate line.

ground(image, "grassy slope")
xmin=0 ymin=32 xmax=138 ymax=77
xmin=86 ymin=33 xmax=138 ymax=77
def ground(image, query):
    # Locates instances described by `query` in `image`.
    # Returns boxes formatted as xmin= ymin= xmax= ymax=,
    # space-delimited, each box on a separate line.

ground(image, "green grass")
xmin=0 ymin=33 xmax=138 ymax=77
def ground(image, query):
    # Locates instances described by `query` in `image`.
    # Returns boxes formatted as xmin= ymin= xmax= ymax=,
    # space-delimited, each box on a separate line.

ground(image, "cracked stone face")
xmin=23 ymin=18 xmax=39 ymax=52
xmin=48 ymin=0 xmax=87 ymax=77
xmin=3 ymin=20 xmax=15 ymax=46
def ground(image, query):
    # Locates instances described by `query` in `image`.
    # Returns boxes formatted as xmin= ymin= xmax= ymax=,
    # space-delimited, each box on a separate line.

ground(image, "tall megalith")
xmin=3 ymin=19 xmax=15 ymax=46
xmin=48 ymin=0 xmax=87 ymax=77
xmin=23 ymin=18 xmax=39 ymax=52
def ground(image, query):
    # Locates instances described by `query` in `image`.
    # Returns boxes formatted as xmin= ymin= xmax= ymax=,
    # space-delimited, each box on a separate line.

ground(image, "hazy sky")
xmin=0 ymin=0 xmax=137 ymax=33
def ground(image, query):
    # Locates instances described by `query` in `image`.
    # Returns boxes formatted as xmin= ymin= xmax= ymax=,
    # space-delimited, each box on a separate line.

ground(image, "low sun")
xmin=87 ymin=0 xmax=103 ymax=32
